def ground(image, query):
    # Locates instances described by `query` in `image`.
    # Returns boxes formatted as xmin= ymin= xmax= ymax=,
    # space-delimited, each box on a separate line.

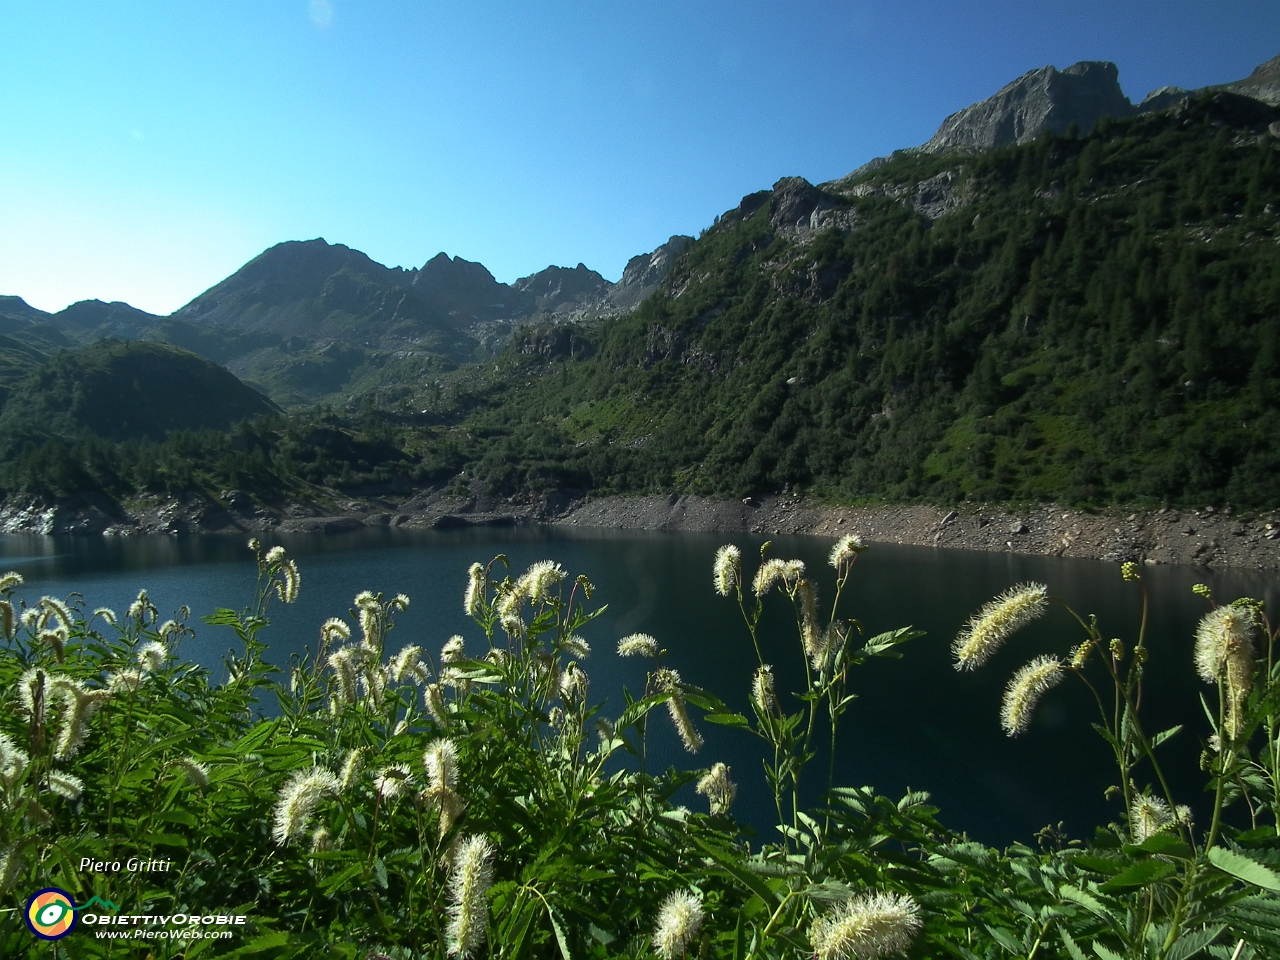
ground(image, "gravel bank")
xmin=554 ymin=494 xmax=1280 ymax=571
xmin=2 ymin=488 xmax=1278 ymax=572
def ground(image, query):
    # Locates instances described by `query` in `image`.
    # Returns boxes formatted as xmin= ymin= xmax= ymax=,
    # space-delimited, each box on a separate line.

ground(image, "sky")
xmin=0 ymin=1 xmax=1276 ymax=316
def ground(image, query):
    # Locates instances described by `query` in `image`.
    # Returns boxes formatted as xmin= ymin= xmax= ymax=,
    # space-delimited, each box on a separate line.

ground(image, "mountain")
xmin=0 ymin=339 xmax=280 ymax=444
xmin=922 ymin=61 xmax=1135 ymax=153
xmin=452 ymin=90 xmax=1280 ymax=510
xmin=1218 ymin=52 xmax=1280 ymax=106
xmin=902 ymin=52 xmax=1280 ymax=159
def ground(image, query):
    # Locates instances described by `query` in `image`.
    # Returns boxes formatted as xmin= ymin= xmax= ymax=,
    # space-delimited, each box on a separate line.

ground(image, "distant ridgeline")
xmin=1 ymin=54 xmax=1279 ymax=510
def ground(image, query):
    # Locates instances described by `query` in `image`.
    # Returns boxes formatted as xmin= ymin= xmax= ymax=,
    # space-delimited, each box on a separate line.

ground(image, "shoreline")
xmin=1 ymin=489 xmax=1278 ymax=571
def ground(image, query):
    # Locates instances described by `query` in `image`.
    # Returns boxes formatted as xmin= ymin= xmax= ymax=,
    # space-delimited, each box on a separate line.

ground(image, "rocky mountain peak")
xmin=513 ymin=263 xmax=608 ymax=314
xmin=1218 ymin=52 xmax=1280 ymax=106
xmin=922 ymin=60 xmax=1134 ymax=154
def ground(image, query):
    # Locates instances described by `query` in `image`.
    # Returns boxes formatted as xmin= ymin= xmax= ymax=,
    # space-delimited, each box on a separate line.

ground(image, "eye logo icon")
xmin=26 ymin=888 xmax=77 ymax=940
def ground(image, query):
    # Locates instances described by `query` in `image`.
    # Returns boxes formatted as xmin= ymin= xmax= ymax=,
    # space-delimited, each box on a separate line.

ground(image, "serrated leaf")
xmin=1093 ymin=942 xmax=1126 ymax=960
xmin=1098 ymin=858 xmax=1176 ymax=893
xmin=1208 ymin=847 xmax=1280 ymax=892
xmin=704 ymin=711 xmax=749 ymax=727
xmin=1166 ymin=924 xmax=1225 ymax=960
xmin=984 ymin=924 xmax=1024 ymax=953
xmin=1151 ymin=724 xmax=1183 ymax=748
xmin=1061 ymin=929 xmax=1089 ymax=960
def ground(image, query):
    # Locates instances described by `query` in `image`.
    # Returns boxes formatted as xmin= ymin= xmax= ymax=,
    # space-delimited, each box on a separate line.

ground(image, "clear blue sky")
xmin=1 ymin=1 xmax=1276 ymax=315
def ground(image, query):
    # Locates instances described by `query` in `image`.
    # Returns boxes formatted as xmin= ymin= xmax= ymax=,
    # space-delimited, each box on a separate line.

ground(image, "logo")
xmin=25 ymin=888 xmax=77 ymax=940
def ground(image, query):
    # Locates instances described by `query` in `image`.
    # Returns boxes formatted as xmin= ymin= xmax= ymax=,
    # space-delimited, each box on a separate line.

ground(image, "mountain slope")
xmin=456 ymin=93 xmax=1280 ymax=509
xmin=0 ymin=340 xmax=281 ymax=443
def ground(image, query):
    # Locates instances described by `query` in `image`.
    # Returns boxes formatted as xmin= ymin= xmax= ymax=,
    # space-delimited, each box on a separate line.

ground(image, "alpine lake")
xmin=3 ymin=524 xmax=1275 ymax=848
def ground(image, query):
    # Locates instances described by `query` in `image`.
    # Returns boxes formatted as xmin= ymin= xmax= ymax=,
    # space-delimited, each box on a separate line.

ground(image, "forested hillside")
xmin=459 ymin=93 xmax=1280 ymax=508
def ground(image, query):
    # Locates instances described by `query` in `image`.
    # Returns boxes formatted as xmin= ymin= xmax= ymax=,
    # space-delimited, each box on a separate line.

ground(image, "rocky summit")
xmin=922 ymin=61 xmax=1134 ymax=153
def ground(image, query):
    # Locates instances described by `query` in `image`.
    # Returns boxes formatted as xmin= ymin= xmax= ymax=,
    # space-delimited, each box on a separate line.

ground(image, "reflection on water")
xmin=1 ymin=526 xmax=1274 ymax=847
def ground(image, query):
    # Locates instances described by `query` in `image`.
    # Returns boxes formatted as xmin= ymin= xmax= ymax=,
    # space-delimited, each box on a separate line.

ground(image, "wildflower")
xmin=518 ymin=560 xmax=566 ymax=605
xmin=560 ymin=663 xmax=588 ymax=703
xmin=655 ymin=669 xmax=702 ymax=753
xmin=320 ymin=617 xmax=350 ymax=646
xmin=339 ymin=747 xmax=367 ymax=790
xmin=829 ymin=534 xmax=867 ymax=570
xmin=1130 ymin=794 xmax=1173 ymax=843
xmin=1121 ymin=561 xmax=1141 ymax=582
xmin=272 ymin=768 xmax=340 ymax=844
xmin=0 ymin=734 xmax=28 ymax=787
xmin=0 ymin=601 xmax=12 ymax=640
xmin=1067 ymin=640 xmax=1095 ymax=670
xmin=425 ymin=739 xmax=459 ymax=791
xmin=561 ymin=635 xmax=591 ymax=659
xmin=751 ymin=665 xmax=776 ymax=714
xmin=128 ymin=589 xmax=157 ymax=623
xmin=1000 ymin=655 xmax=1065 ymax=736
xmin=446 ymin=835 xmax=496 ymax=958
xmin=1196 ymin=603 xmax=1259 ymax=741
xmin=1192 ymin=582 xmax=1212 ymax=599
xmin=174 ymin=758 xmax=210 ymax=790
xmin=310 ymin=826 xmax=332 ymax=854
xmin=374 ymin=764 xmax=413 ymax=800
xmin=390 ymin=593 xmax=410 ymax=612
xmin=46 ymin=771 xmax=84 ymax=800
xmin=1109 ymin=638 xmax=1125 ymax=661
xmin=617 ymin=633 xmax=660 ymax=659
xmin=464 ymin=563 xmax=485 ymax=617
xmin=429 ymin=784 xmax=466 ymax=838
xmin=18 ymin=668 xmax=50 ymax=725
xmin=38 ymin=629 xmax=67 ymax=664
xmin=39 ymin=597 xmax=73 ymax=632
xmin=696 ymin=762 xmax=737 ymax=816
xmin=798 ymin=579 xmax=822 ymax=663
xmin=390 ymin=645 xmax=423 ymax=683
xmin=1175 ymin=805 xmax=1194 ymax=828
xmin=952 ymin=583 xmax=1049 ymax=670
xmin=499 ymin=613 xmax=525 ymax=639
xmin=264 ymin=546 xmax=286 ymax=564
xmin=137 ymin=640 xmax=168 ymax=673
xmin=91 ymin=607 xmax=117 ymax=628
xmin=50 ymin=680 xmax=111 ymax=759
xmin=753 ymin=557 xmax=803 ymax=598
xmin=0 ymin=571 xmax=24 ymax=593
xmin=713 ymin=544 xmax=742 ymax=597
xmin=277 ymin=560 xmax=301 ymax=604
xmin=425 ymin=683 xmax=449 ymax=724
xmin=441 ymin=635 xmax=466 ymax=663
xmin=810 ymin=891 xmax=922 ymax=960
xmin=652 ymin=890 xmax=704 ymax=960
xmin=328 ymin=647 xmax=360 ymax=704
xmin=358 ymin=604 xmax=380 ymax=648
xmin=247 ymin=538 xmax=260 ymax=553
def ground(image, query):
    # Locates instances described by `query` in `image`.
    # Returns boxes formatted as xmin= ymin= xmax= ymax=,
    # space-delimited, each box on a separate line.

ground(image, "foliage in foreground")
xmin=0 ymin=540 xmax=1277 ymax=958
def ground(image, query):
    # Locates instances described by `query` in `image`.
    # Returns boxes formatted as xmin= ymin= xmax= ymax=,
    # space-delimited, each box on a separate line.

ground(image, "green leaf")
xmin=984 ymin=924 xmax=1025 ymax=953
xmin=548 ymin=904 xmax=572 ymax=960
xmin=1058 ymin=884 xmax=1110 ymax=918
xmin=1166 ymin=924 xmax=1226 ymax=960
xmin=862 ymin=626 xmax=926 ymax=657
xmin=703 ymin=711 xmax=749 ymax=727
xmin=1208 ymin=847 xmax=1280 ymax=892
xmin=1126 ymin=833 xmax=1192 ymax=858
xmin=1150 ymin=724 xmax=1183 ymax=749
xmin=688 ymin=835 xmax=780 ymax=910
xmin=1092 ymin=942 xmax=1127 ymax=960
xmin=1061 ymin=929 xmax=1089 ymax=960
xmin=1098 ymin=858 xmax=1176 ymax=893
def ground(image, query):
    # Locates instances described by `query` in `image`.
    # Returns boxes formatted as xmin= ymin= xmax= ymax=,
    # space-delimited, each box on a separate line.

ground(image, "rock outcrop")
xmin=921 ymin=61 xmax=1134 ymax=154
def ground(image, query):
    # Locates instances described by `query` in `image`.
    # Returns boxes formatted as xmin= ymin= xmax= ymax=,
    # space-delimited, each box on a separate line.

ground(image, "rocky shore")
xmin=1 ymin=488 xmax=1278 ymax=571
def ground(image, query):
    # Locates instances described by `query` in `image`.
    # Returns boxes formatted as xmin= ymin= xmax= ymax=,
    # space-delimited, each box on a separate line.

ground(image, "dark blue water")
xmin=2 ymin=526 xmax=1274 ymax=847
